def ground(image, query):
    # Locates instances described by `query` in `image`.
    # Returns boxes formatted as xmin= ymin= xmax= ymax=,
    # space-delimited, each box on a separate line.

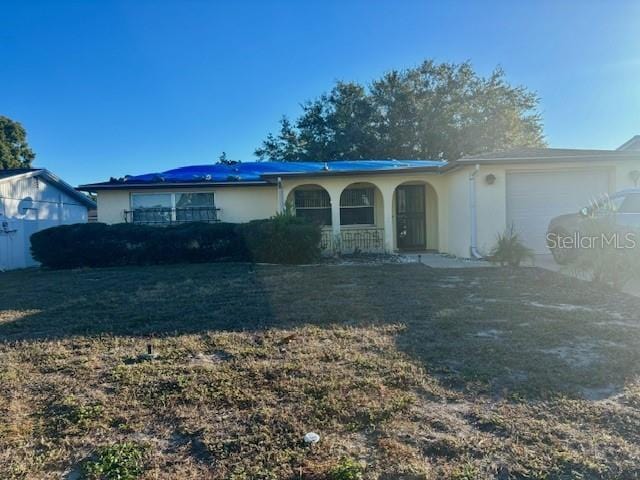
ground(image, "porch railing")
xmin=321 ymin=227 xmax=385 ymax=254
xmin=341 ymin=227 xmax=385 ymax=253
xmin=320 ymin=228 xmax=334 ymax=251
xmin=124 ymin=207 xmax=220 ymax=225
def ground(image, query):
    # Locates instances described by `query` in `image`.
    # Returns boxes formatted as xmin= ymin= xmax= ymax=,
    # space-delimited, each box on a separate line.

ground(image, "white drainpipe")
xmin=277 ymin=177 xmax=284 ymax=213
xmin=469 ymin=164 xmax=483 ymax=259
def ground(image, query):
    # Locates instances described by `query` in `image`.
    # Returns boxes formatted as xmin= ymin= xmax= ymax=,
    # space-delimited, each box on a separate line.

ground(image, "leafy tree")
xmin=0 ymin=116 xmax=35 ymax=169
xmin=256 ymin=117 xmax=305 ymax=161
xmin=255 ymin=60 xmax=545 ymax=161
xmin=217 ymin=151 xmax=239 ymax=165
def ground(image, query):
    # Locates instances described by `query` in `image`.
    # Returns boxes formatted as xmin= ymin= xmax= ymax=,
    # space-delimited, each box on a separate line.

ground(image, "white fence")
xmin=0 ymin=217 xmax=43 ymax=271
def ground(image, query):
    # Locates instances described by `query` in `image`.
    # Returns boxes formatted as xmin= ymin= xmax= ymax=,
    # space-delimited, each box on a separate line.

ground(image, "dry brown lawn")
xmin=1 ymin=263 xmax=640 ymax=479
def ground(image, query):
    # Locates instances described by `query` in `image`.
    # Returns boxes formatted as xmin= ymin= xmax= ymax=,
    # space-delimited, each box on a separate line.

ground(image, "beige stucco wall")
xmin=97 ymin=190 xmax=130 ymax=224
xmin=447 ymin=158 xmax=640 ymax=257
xmin=444 ymin=168 xmax=471 ymax=258
xmin=97 ymin=186 xmax=278 ymax=225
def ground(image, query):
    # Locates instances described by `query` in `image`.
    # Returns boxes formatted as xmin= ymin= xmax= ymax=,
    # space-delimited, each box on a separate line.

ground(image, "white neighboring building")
xmin=0 ymin=168 xmax=96 ymax=270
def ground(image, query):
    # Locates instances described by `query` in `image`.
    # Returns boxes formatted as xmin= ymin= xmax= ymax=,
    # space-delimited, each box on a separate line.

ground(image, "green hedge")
xmin=239 ymin=214 xmax=322 ymax=265
xmin=30 ymin=217 xmax=321 ymax=269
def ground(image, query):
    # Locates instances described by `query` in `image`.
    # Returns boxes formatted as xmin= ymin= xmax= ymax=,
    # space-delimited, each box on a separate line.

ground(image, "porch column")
xmin=382 ymin=187 xmax=395 ymax=253
xmin=328 ymin=188 xmax=342 ymax=242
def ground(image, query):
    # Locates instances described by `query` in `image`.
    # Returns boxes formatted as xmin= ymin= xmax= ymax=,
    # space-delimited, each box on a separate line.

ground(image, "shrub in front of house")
xmin=30 ymin=215 xmax=322 ymax=268
xmin=489 ymin=224 xmax=535 ymax=267
xmin=30 ymin=222 xmax=117 ymax=269
xmin=237 ymin=212 xmax=322 ymax=264
xmin=30 ymin=222 xmax=245 ymax=269
xmin=135 ymin=222 xmax=247 ymax=264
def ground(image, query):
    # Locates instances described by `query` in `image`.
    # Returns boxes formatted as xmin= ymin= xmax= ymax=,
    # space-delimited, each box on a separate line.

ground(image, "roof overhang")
xmin=260 ymin=165 xmax=446 ymax=179
xmin=456 ymin=152 xmax=640 ymax=165
xmin=78 ymin=180 xmax=275 ymax=192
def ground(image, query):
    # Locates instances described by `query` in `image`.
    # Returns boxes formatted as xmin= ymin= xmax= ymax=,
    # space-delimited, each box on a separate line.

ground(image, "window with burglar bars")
xmin=294 ymin=189 xmax=332 ymax=225
xmin=340 ymin=188 xmax=375 ymax=225
xmin=128 ymin=192 xmax=218 ymax=225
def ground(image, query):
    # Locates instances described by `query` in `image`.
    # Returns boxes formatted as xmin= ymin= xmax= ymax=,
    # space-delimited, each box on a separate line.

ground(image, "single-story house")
xmin=0 ymin=168 xmax=96 ymax=270
xmin=79 ymin=140 xmax=640 ymax=258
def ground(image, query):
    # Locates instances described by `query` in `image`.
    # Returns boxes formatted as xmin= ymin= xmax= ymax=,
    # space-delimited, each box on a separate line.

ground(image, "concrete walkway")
xmin=401 ymin=253 xmax=492 ymax=268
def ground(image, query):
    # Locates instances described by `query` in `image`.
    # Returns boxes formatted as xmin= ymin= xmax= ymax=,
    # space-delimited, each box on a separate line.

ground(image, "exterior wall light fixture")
xmin=485 ymin=173 xmax=496 ymax=185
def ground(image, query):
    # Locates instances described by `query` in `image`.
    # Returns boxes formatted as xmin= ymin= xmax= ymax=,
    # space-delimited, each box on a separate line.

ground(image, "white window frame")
xmin=130 ymin=192 xmax=215 ymax=223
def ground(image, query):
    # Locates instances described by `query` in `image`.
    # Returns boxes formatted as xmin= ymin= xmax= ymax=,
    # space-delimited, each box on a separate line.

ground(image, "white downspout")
xmin=469 ymin=164 xmax=483 ymax=259
xmin=277 ymin=177 xmax=284 ymax=213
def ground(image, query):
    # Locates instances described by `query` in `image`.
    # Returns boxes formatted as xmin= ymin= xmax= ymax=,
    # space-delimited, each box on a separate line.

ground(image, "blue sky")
xmin=2 ymin=0 xmax=639 ymax=186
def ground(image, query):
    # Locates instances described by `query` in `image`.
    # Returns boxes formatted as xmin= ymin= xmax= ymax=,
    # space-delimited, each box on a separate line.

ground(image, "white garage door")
xmin=506 ymin=169 xmax=611 ymax=253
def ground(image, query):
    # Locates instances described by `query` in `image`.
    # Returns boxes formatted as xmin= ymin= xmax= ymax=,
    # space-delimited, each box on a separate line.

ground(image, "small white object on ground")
xmin=139 ymin=353 xmax=158 ymax=361
xmin=303 ymin=432 xmax=320 ymax=444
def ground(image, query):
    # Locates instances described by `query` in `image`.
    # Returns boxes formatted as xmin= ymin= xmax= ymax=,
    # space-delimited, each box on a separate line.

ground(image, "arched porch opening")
xmin=339 ymin=182 xmax=385 ymax=253
xmin=393 ymin=181 xmax=439 ymax=251
xmin=286 ymin=184 xmax=334 ymax=252
xmin=286 ymin=184 xmax=332 ymax=226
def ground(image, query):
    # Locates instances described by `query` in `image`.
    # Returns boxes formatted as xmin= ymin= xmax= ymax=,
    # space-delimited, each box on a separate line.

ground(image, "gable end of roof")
xmin=0 ymin=168 xmax=41 ymax=181
xmin=617 ymin=135 xmax=640 ymax=151
xmin=0 ymin=168 xmax=96 ymax=208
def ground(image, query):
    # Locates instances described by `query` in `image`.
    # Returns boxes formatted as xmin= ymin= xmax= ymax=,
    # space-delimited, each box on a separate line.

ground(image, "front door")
xmin=396 ymin=185 xmax=426 ymax=251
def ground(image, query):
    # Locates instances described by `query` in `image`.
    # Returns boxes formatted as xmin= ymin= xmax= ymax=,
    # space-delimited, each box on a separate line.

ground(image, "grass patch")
xmin=0 ymin=263 xmax=640 ymax=478
xmin=83 ymin=442 xmax=147 ymax=480
xmin=329 ymin=457 xmax=364 ymax=480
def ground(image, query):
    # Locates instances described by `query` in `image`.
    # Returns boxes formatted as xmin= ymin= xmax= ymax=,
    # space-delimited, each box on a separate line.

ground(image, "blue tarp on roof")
xmin=124 ymin=160 xmax=446 ymax=184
